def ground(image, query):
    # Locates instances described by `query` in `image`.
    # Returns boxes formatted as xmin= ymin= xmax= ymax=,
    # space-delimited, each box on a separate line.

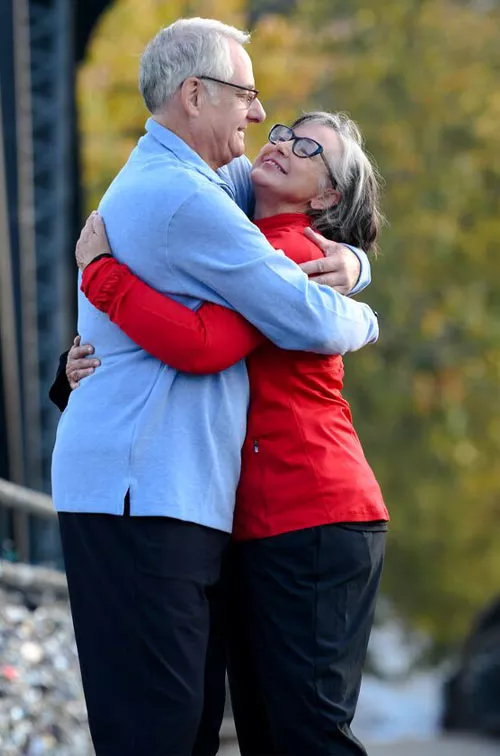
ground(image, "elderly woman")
xmin=68 ymin=111 xmax=387 ymax=756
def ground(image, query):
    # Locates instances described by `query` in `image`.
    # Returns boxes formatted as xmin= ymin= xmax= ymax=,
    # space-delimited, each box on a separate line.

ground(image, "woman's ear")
xmin=310 ymin=188 xmax=341 ymax=211
xmin=179 ymin=77 xmax=202 ymax=116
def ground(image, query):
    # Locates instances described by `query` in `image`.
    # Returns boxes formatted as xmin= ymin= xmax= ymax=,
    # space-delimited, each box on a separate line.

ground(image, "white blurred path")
xmin=219 ymin=735 xmax=499 ymax=756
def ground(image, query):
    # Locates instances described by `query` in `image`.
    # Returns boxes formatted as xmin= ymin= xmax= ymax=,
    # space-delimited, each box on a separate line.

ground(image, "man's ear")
xmin=179 ymin=77 xmax=203 ymax=116
xmin=310 ymin=188 xmax=341 ymax=211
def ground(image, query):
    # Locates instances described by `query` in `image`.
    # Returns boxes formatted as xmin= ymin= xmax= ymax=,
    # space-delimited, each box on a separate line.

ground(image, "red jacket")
xmin=82 ymin=213 xmax=388 ymax=540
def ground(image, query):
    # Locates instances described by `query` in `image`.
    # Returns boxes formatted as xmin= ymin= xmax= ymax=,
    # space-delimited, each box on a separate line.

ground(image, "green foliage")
xmin=78 ymin=0 xmax=500 ymax=654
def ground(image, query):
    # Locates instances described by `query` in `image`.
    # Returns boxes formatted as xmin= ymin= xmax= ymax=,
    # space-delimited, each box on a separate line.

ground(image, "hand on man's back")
xmin=66 ymin=335 xmax=100 ymax=389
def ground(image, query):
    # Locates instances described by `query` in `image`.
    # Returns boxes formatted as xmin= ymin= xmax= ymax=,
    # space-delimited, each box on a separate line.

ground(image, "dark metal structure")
xmin=0 ymin=0 xmax=112 ymax=561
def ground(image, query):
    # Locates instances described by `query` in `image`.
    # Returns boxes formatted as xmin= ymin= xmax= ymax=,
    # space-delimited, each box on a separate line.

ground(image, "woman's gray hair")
xmin=291 ymin=111 xmax=384 ymax=254
xmin=139 ymin=18 xmax=251 ymax=113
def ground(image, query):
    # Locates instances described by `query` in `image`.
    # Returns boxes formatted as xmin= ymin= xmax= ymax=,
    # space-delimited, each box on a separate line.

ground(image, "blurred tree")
xmin=294 ymin=0 xmax=500 ymax=653
xmin=248 ymin=0 xmax=298 ymax=23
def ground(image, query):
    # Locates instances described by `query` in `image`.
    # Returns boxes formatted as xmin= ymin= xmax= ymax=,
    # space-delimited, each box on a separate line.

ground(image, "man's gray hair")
xmin=291 ymin=111 xmax=384 ymax=253
xmin=139 ymin=18 xmax=251 ymax=113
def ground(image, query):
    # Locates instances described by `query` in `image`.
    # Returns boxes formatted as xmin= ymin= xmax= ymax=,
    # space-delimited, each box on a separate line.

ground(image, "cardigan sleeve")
xmin=81 ymin=257 xmax=265 ymax=374
xmin=48 ymin=350 xmax=71 ymax=411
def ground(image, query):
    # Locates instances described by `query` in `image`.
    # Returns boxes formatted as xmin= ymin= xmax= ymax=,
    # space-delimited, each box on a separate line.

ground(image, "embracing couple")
xmin=50 ymin=16 xmax=388 ymax=756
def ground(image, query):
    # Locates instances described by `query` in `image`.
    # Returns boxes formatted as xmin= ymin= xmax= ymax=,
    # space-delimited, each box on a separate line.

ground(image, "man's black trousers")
xmin=58 ymin=508 xmax=229 ymax=756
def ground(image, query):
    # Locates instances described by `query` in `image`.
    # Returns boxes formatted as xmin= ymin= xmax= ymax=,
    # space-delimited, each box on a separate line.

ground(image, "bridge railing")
xmin=0 ymin=477 xmax=67 ymax=593
xmin=0 ymin=477 xmax=55 ymax=518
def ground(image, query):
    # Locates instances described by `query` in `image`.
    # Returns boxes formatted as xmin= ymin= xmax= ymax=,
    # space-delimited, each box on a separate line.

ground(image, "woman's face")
xmin=251 ymin=122 xmax=341 ymax=212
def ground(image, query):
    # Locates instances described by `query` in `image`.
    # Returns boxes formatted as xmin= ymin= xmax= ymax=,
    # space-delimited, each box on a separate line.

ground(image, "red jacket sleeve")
xmin=81 ymin=257 xmax=265 ymax=374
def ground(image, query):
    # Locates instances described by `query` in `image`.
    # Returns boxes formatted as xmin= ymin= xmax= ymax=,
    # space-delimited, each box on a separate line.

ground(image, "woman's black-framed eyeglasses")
xmin=268 ymin=124 xmax=337 ymax=188
xmin=197 ymin=75 xmax=260 ymax=106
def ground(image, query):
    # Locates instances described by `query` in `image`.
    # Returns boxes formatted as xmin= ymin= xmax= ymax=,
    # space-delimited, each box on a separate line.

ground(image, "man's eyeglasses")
xmin=268 ymin=124 xmax=337 ymax=189
xmin=197 ymin=76 xmax=260 ymax=107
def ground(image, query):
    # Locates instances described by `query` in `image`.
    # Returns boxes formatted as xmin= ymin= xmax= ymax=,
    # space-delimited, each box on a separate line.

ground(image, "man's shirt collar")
xmin=145 ymin=118 xmax=232 ymax=195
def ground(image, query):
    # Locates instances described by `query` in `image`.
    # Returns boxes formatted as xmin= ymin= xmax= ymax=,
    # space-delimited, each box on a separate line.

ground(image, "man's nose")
xmin=248 ymin=97 xmax=266 ymax=123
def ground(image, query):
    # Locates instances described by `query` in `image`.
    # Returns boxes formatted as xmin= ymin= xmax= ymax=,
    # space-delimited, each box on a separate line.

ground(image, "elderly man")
xmin=51 ymin=17 xmax=377 ymax=756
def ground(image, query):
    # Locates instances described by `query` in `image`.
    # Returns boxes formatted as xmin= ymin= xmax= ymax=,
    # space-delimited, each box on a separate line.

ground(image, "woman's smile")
xmin=262 ymin=156 xmax=288 ymax=174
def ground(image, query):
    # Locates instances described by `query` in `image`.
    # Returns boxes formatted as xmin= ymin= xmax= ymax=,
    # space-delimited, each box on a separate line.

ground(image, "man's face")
xmin=198 ymin=40 xmax=266 ymax=168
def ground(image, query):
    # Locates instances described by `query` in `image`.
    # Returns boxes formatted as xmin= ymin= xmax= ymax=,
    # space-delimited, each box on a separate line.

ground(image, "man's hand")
xmin=300 ymin=228 xmax=361 ymax=294
xmin=75 ymin=211 xmax=112 ymax=271
xmin=66 ymin=335 xmax=100 ymax=389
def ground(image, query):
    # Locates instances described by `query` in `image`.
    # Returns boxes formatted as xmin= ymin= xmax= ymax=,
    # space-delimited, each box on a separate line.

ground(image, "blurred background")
xmin=1 ymin=0 xmax=499 ymax=753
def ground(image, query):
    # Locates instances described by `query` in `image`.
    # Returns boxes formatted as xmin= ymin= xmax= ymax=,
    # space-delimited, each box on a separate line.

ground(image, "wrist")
xmin=341 ymin=243 xmax=370 ymax=296
xmin=81 ymin=252 xmax=113 ymax=271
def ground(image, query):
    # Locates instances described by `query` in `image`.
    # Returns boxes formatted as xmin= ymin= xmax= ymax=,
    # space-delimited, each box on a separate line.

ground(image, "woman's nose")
xmin=275 ymin=140 xmax=290 ymax=156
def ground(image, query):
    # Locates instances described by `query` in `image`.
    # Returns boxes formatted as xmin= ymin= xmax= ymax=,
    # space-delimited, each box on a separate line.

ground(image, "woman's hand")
xmin=299 ymin=228 xmax=361 ymax=294
xmin=66 ymin=335 xmax=100 ymax=389
xmin=75 ymin=211 xmax=112 ymax=271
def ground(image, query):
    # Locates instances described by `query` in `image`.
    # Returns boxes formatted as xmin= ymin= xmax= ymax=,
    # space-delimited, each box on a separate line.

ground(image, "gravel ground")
xmin=0 ymin=579 xmax=93 ymax=755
